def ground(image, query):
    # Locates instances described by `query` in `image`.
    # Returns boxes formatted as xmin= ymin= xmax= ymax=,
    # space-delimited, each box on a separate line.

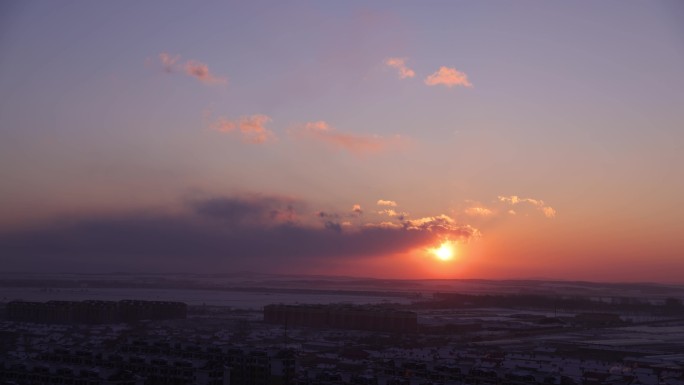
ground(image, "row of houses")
xmin=264 ymin=304 xmax=417 ymax=333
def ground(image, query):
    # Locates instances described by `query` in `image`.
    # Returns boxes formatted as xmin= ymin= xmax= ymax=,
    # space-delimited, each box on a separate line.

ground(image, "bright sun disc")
xmin=431 ymin=241 xmax=455 ymax=261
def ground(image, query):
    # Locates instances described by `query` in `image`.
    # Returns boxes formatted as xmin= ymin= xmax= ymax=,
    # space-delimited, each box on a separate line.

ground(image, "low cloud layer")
xmin=425 ymin=66 xmax=473 ymax=88
xmin=154 ymin=52 xmax=227 ymax=86
xmin=0 ymin=195 xmax=478 ymax=273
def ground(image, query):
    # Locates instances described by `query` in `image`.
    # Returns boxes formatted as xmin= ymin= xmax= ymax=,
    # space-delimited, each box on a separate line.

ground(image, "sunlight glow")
xmin=431 ymin=241 xmax=456 ymax=261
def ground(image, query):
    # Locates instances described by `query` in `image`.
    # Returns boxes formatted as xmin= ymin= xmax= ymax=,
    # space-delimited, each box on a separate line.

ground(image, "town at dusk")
xmin=1 ymin=2 xmax=683 ymax=384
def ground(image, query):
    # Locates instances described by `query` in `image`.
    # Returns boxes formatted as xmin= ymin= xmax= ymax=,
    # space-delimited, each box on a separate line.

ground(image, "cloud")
xmin=498 ymin=195 xmax=557 ymax=219
xmin=154 ymin=52 xmax=227 ymax=86
xmin=402 ymin=214 xmax=481 ymax=240
xmin=425 ymin=66 xmax=473 ymax=88
xmin=542 ymin=206 xmax=557 ymax=219
xmin=159 ymin=53 xmax=180 ymax=72
xmin=293 ymin=121 xmax=403 ymax=154
xmin=0 ymin=195 xmax=479 ymax=273
xmin=352 ymin=204 xmax=363 ymax=215
xmin=184 ymin=60 xmax=228 ymax=85
xmin=465 ymin=206 xmax=494 ymax=217
xmin=377 ymin=199 xmax=397 ymax=207
xmin=378 ymin=209 xmax=398 ymax=217
xmin=385 ymin=57 xmax=415 ymax=79
xmin=211 ymin=115 xmax=276 ymax=144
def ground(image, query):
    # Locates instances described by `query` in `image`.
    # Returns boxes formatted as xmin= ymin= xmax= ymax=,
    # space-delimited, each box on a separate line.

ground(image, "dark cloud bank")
xmin=0 ymin=195 xmax=477 ymax=273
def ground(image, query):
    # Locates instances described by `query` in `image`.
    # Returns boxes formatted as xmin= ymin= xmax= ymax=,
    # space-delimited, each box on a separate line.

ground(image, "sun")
xmin=430 ymin=240 xmax=456 ymax=261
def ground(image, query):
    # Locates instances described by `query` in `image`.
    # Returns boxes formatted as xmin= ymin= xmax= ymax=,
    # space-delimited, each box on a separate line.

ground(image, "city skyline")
xmin=1 ymin=1 xmax=683 ymax=282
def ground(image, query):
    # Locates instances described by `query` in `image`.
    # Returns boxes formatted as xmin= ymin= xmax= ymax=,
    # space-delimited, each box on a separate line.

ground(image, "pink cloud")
xmin=385 ymin=57 xmax=415 ymax=79
xmin=293 ymin=121 xmax=404 ymax=155
xmin=154 ymin=52 xmax=227 ymax=86
xmin=211 ymin=115 xmax=276 ymax=144
xmin=184 ymin=60 xmax=227 ymax=85
xmin=425 ymin=66 xmax=473 ymax=88
xmin=159 ymin=52 xmax=180 ymax=72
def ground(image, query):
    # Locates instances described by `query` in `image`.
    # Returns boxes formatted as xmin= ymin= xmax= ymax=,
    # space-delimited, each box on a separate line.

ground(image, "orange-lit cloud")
xmin=385 ymin=57 xmax=415 ymax=79
xmin=403 ymin=214 xmax=480 ymax=238
xmin=377 ymin=209 xmax=406 ymax=218
xmin=293 ymin=121 xmax=403 ymax=154
xmin=498 ymin=195 xmax=556 ymax=218
xmin=465 ymin=206 xmax=494 ymax=217
xmin=542 ymin=206 xmax=557 ymax=218
xmin=425 ymin=66 xmax=473 ymax=88
xmin=154 ymin=52 xmax=227 ymax=86
xmin=211 ymin=115 xmax=275 ymax=144
xmin=352 ymin=204 xmax=363 ymax=215
xmin=377 ymin=199 xmax=397 ymax=207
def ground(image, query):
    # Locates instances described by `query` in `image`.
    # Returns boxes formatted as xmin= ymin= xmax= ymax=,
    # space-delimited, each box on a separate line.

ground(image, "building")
xmin=263 ymin=304 xmax=417 ymax=333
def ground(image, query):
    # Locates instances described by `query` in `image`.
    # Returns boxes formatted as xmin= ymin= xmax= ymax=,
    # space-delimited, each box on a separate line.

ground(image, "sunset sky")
xmin=1 ymin=1 xmax=683 ymax=282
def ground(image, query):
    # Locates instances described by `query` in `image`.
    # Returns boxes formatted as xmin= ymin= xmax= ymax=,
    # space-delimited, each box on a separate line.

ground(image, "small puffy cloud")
xmin=542 ymin=206 xmax=557 ymax=219
xmin=465 ymin=206 xmax=494 ymax=217
xmin=377 ymin=199 xmax=397 ymax=207
xmin=352 ymin=204 xmax=363 ymax=215
xmin=184 ymin=60 xmax=228 ymax=85
xmin=159 ymin=53 xmax=180 ymax=72
xmin=385 ymin=57 xmax=415 ymax=79
xmin=425 ymin=66 xmax=473 ymax=88
xmin=293 ymin=121 xmax=403 ymax=155
xmin=498 ymin=195 xmax=556 ymax=219
xmin=508 ymin=210 xmax=517 ymax=215
xmin=153 ymin=52 xmax=227 ymax=86
xmin=211 ymin=115 xmax=276 ymax=144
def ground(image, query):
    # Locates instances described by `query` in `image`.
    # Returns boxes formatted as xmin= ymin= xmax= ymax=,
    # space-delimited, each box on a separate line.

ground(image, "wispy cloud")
xmin=154 ymin=52 xmax=227 ymax=86
xmin=465 ymin=206 xmax=494 ymax=217
xmin=425 ymin=66 xmax=473 ymax=88
xmin=377 ymin=209 xmax=407 ymax=219
xmin=211 ymin=115 xmax=276 ymax=144
xmin=293 ymin=121 xmax=403 ymax=155
xmin=159 ymin=53 xmax=180 ymax=72
xmin=377 ymin=199 xmax=397 ymax=207
xmin=498 ymin=195 xmax=557 ymax=218
xmin=385 ymin=57 xmax=415 ymax=79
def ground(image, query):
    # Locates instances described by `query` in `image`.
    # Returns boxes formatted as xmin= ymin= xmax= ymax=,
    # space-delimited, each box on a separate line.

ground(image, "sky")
xmin=1 ymin=1 xmax=683 ymax=282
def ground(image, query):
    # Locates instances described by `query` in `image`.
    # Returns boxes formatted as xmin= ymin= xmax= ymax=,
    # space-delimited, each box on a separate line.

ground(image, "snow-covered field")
xmin=0 ymin=287 xmax=412 ymax=309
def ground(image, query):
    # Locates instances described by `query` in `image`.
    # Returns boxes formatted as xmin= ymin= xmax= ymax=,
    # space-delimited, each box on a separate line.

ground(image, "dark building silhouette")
xmin=263 ymin=304 xmax=417 ymax=333
xmin=6 ymin=300 xmax=187 ymax=324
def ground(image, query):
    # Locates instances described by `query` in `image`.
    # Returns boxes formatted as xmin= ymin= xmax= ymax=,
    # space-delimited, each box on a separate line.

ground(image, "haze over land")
xmin=1 ymin=1 xmax=683 ymax=282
